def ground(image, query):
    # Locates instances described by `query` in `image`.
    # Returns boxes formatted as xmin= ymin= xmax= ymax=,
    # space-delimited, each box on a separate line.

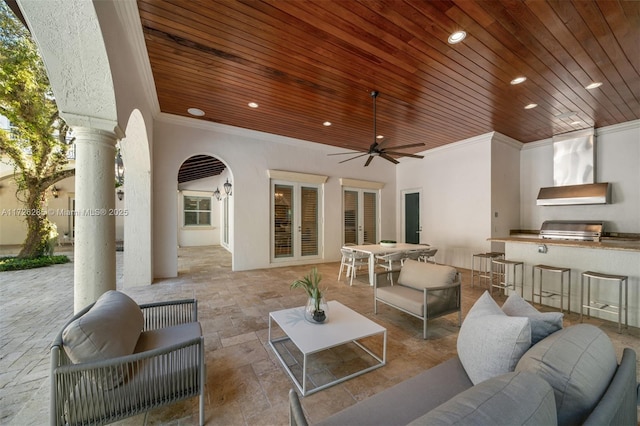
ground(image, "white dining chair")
xmin=338 ymin=248 xmax=369 ymax=286
xmin=419 ymin=248 xmax=438 ymax=264
xmin=375 ymin=251 xmax=405 ymax=284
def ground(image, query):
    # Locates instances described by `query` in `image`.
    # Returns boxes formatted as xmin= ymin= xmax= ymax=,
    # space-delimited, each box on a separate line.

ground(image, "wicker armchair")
xmin=50 ymin=292 xmax=205 ymax=426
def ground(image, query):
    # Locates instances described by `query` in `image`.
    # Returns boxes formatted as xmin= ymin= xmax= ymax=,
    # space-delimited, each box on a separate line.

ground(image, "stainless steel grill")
xmin=539 ymin=220 xmax=604 ymax=242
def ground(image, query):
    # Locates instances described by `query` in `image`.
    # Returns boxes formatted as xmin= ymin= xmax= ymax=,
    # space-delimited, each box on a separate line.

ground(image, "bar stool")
xmin=580 ymin=271 xmax=628 ymax=333
xmin=490 ymin=258 xmax=524 ymax=296
xmin=532 ymin=264 xmax=571 ymax=313
xmin=471 ymin=252 xmax=504 ymax=288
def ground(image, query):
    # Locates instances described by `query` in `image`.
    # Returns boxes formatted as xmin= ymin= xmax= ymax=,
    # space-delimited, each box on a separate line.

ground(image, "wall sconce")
xmin=115 ymin=149 xmax=124 ymax=186
xmin=52 ymin=186 xmax=59 ymax=198
xmin=213 ymin=187 xmax=221 ymax=201
xmin=223 ymin=178 xmax=232 ymax=196
xmin=117 ymin=188 xmax=124 ymax=201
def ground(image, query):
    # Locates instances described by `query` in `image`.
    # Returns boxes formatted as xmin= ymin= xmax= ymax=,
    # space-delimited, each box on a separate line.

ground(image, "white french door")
xmin=271 ymin=180 xmax=322 ymax=262
xmin=343 ymin=188 xmax=378 ymax=245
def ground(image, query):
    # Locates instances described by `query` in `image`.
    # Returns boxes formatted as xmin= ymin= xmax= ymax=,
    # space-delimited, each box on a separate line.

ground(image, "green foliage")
xmin=0 ymin=3 xmax=75 ymax=259
xmin=0 ymin=254 xmax=70 ymax=271
xmin=291 ymin=267 xmax=324 ymax=310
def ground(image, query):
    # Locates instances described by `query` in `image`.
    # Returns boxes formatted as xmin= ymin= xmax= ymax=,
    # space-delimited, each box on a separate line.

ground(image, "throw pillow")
xmin=515 ymin=324 xmax=617 ymax=425
xmin=62 ymin=290 xmax=144 ymax=388
xmin=502 ymin=293 xmax=563 ymax=344
xmin=408 ymin=371 xmax=557 ymax=426
xmin=457 ymin=291 xmax=531 ymax=385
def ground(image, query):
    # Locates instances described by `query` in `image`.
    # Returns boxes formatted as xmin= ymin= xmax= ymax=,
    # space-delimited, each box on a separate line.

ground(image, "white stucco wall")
xmin=396 ymin=134 xmax=493 ymax=269
xmin=520 ymin=120 xmax=640 ymax=233
xmin=491 ymin=134 xmax=522 ymax=253
xmin=153 ymin=115 xmax=396 ymax=276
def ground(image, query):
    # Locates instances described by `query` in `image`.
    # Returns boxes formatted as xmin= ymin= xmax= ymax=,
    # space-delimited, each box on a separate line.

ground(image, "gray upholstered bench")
xmin=374 ymin=259 xmax=461 ymax=339
xmin=50 ymin=290 xmax=205 ymax=425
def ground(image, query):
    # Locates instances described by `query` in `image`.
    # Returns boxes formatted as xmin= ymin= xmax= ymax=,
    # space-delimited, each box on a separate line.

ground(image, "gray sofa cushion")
xmin=408 ymin=371 xmax=557 ymax=426
xmin=457 ymin=291 xmax=531 ymax=385
xmin=398 ymin=259 xmax=457 ymax=290
xmin=516 ymin=324 xmax=617 ymax=425
xmin=62 ymin=290 xmax=144 ymax=364
xmin=501 ymin=293 xmax=563 ymax=344
xmin=317 ymin=356 xmax=473 ymax=426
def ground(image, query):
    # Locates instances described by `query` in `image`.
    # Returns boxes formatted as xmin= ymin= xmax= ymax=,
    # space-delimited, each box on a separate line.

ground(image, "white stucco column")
xmin=73 ymin=127 xmax=118 ymax=313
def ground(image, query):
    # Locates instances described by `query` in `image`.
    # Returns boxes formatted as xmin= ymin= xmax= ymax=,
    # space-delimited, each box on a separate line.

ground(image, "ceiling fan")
xmin=329 ymin=91 xmax=425 ymax=166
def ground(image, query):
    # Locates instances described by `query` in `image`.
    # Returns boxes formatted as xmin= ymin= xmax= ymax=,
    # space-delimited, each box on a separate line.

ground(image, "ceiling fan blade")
xmin=364 ymin=155 xmax=375 ymax=167
xmin=380 ymin=153 xmax=400 ymax=164
xmin=376 ymin=137 xmax=390 ymax=150
xmin=383 ymin=151 xmax=425 ymax=159
xmin=328 ymin=151 xmax=368 ymax=156
xmin=339 ymin=153 xmax=369 ymax=163
xmin=385 ymin=143 xmax=426 ymax=150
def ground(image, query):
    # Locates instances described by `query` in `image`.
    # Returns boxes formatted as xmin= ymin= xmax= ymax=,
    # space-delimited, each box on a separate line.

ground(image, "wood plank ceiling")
xmin=178 ymin=155 xmax=226 ymax=184
xmin=138 ymin=0 xmax=640 ymax=159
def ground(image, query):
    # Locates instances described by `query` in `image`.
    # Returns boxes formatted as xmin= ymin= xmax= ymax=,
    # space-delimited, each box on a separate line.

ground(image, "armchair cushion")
xmin=457 ymin=292 xmax=531 ymax=385
xmin=62 ymin=290 xmax=144 ymax=364
xmin=398 ymin=259 xmax=457 ymax=290
xmin=516 ymin=324 xmax=617 ymax=425
xmin=134 ymin=322 xmax=202 ymax=353
xmin=501 ymin=293 xmax=563 ymax=344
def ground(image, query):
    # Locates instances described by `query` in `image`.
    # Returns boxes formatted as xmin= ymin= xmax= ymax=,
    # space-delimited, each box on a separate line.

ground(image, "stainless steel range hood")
xmin=536 ymin=129 xmax=611 ymax=206
xmin=537 ymin=183 xmax=610 ymax=205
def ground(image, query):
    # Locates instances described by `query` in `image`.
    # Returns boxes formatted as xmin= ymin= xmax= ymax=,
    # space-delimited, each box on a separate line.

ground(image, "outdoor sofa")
xmin=290 ymin=292 xmax=638 ymax=425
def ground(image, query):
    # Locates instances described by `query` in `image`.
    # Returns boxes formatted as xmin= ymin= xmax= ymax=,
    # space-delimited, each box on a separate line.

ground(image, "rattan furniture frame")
xmin=50 ymin=299 xmax=205 ymax=426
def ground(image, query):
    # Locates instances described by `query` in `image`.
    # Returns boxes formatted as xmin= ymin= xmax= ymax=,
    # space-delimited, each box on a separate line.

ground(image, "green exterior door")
xmin=405 ymin=192 xmax=420 ymax=244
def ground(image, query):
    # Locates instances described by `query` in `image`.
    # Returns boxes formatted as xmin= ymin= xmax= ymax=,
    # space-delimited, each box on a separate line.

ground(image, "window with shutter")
xmin=363 ymin=192 xmax=377 ymax=244
xmin=342 ymin=188 xmax=378 ymax=245
xmin=270 ymin=176 xmax=323 ymax=262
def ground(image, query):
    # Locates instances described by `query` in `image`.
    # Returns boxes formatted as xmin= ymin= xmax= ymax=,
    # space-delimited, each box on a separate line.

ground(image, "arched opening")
xmin=120 ymin=109 xmax=153 ymax=286
xmin=177 ymin=154 xmax=233 ymax=256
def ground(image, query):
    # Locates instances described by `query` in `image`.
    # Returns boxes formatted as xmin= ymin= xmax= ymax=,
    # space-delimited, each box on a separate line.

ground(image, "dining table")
xmin=343 ymin=243 xmax=430 ymax=286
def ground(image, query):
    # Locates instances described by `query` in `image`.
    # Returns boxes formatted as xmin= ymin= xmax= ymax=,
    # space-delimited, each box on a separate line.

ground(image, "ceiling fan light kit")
xmin=329 ymin=91 xmax=425 ymax=167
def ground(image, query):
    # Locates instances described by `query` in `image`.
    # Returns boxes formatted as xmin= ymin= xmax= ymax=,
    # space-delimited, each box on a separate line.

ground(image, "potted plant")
xmin=380 ymin=239 xmax=397 ymax=248
xmin=291 ymin=267 xmax=328 ymax=323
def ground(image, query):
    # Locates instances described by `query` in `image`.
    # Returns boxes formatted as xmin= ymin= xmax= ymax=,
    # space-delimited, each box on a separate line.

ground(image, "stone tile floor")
xmin=1 ymin=245 xmax=638 ymax=425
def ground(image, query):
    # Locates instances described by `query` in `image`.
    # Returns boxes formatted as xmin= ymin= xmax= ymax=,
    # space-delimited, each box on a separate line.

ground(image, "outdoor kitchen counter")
xmin=490 ymin=236 xmax=640 ymax=252
xmin=489 ymin=236 xmax=640 ymax=329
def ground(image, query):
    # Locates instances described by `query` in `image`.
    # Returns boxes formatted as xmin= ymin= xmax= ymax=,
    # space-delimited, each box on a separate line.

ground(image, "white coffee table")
xmin=269 ymin=300 xmax=387 ymax=396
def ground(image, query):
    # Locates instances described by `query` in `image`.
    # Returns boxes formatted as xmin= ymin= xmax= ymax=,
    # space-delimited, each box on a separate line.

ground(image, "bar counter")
xmin=489 ymin=234 xmax=639 ymax=329
xmin=490 ymin=236 xmax=640 ymax=252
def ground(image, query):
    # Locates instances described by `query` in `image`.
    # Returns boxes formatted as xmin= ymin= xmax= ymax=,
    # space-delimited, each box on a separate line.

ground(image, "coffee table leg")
xmin=302 ymin=353 xmax=307 ymax=395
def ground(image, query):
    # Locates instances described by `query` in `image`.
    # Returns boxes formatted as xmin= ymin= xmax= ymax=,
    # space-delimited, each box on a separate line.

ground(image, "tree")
xmin=0 ymin=3 xmax=75 ymax=258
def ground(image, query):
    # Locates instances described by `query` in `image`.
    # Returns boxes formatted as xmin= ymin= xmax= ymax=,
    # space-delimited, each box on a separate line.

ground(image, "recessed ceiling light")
xmin=448 ymin=31 xmax=466 ymax=44
xmin=323 ymin=121 xmax=332 ymax=126
xmin=524 ymin=103 xmax=538 ymax=109
xmin=187 ymin=108 xmax=205 ymax=116
xmin=585 ymin=82 xmax=602 ymax=90
xmin=376 ymin=135 xmax=384 ymax=139
xmin=570 ymin=121 xmax=582 ymax=125
xmin=248 ymin=102 xmax=259 ymax=108
xmin=554 ymin=111 xmax=578 ymax=119
xmin=510 ymin=76 xmax=527 ymax=85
